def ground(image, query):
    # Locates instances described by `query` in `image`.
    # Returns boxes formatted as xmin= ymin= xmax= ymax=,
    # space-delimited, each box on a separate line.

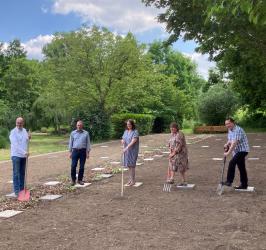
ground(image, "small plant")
xmin=58 ymin=174 xmax=70 ymax=183
xmin=92 ymin=173 xmax=103 ymax=181
xmin=111 ymin=167 xmax=122 ymax=174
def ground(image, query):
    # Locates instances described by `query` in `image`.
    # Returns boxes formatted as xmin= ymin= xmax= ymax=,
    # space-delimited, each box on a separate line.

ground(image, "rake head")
xmin=163 ymin=183 xmax=172 ymax=192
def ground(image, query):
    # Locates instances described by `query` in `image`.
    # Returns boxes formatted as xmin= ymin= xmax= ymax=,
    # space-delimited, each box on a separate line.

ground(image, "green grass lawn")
xmin=0 ymin=134 xmax=69 ymax=161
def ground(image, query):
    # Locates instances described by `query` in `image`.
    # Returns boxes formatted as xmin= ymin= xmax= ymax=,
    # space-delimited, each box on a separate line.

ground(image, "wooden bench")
xmin=194 ymin=125 xmax=227 ymax=134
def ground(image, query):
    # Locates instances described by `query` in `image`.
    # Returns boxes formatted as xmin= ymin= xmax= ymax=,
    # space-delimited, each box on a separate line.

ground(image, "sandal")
xmin=167 ymin=179 xmax=174 ymax=184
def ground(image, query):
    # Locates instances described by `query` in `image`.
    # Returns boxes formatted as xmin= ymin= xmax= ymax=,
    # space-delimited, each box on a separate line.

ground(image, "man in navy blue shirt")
xmin=69 ymin=120 xmax=91 ymax=185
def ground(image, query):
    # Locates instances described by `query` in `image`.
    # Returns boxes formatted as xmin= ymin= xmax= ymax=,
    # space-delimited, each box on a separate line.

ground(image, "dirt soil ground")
xmin=0 ymin=133 xmax=265 ymax=250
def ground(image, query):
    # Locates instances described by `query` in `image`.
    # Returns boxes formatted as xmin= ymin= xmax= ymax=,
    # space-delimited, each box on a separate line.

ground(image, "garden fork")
xmin=163 ymin=182 xmax=172 ymax=192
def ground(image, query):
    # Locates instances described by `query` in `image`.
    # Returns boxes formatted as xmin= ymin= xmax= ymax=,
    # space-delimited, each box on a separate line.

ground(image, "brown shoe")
xmin=78 ymin=180 xmax=84 ymax=185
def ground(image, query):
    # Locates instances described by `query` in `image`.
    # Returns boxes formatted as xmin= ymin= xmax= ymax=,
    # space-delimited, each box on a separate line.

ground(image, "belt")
xmin=72 ymin=148 xmax=86 ymax=151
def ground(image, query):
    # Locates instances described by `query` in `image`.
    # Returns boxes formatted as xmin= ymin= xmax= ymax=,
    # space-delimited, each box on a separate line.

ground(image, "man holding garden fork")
xmin=222 ymin=117 xmax=250 ymax=190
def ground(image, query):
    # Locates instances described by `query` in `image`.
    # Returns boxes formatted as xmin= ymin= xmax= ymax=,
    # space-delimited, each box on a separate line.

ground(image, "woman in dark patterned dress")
xmin=167 ymin=122 xmax=189 ymax=185
xmin=121 ymin=119 xmax=139 ymax=186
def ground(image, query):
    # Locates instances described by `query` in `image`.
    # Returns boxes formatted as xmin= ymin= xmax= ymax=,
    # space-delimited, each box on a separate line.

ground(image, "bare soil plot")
xmin=0 ymin=133 xmax=265 ymax=250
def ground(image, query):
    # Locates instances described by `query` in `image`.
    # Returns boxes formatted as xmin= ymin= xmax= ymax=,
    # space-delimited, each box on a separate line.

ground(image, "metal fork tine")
xmin=163 ymin=183 xmax=171 ymax=192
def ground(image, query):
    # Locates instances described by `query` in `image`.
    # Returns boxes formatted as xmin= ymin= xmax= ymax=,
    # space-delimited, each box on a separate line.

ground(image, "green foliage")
xmin=111 ymin=113 xmax=155 ymax=138
xmin=143 ymin=0 xmax=266 ymax=113
xmin=0 ymin=127 xmax=9 ymax=138
xmin=0 ymin=40 xmax=42 ymax=129
xmin=147 ymin=41 xmax=206 ymax=119
xmin=0 ymin=127 xmax=9 ymax=149
xmin=0 ymin=135 xmax=8 ymax=149
xmin=198 ymin=86 xmax=239 ymax=125
xmin=236 ymin=108 xmax=266 ymax=129
xmin=71 ymin=104 xmax=112 ymax=141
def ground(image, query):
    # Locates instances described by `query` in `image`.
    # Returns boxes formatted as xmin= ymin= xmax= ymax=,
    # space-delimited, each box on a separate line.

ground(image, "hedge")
xmin=111 ymin=113 xmax=155 ymax=138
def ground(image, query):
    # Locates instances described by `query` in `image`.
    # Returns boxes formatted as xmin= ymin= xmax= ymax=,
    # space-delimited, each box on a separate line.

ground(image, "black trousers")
xmin=71 ymin=148 xmax=86 ymax=182
xmin=227 ymin=152 xmax=248 ymax=187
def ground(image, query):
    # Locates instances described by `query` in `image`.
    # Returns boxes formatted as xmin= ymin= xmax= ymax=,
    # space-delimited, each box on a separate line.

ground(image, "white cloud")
xmin=41 ymin=6 xmax=49 ymax=14
xmin=51 ymin=0 xmax=164 ymax=33
xmin=22 ymin=35 xmax=54 ymax=60
xmin=183 ymin=52 xmax=216 ymax=79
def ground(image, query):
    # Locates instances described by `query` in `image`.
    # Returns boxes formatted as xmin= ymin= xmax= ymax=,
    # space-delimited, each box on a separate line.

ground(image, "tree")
xmin=198 ymin=85 xmax=239 ymax=125
xmin=202 ymin=68 xmax=225 ymax=92
xmin=147 ymin=40 xmax=206 ymax=119
xmin=143 ymin=0 xmax=266 ymax=112
xmin=5 ymin=39 xmax=27 ymax=59
xmin=0 ymin=40 xmax=41 ymax=128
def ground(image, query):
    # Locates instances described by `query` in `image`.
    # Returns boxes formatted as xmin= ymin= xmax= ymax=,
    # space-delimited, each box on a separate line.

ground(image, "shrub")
xmin=72 ymin=106 xmax=112 ymax=141
xmin=238 ymin=110 xmax=266 ymax=128
xmin=152 ymin=115 xmax=177 ymax=133
xmin=198 ymin=86 xmax=239 ymax=125
xmin=0 ymin=127 xmax=9 ymax=149
xmin=111 ymin=113 xmax=155 ymax=138
xmin=0 ymin=127 xmax=9 ymax=138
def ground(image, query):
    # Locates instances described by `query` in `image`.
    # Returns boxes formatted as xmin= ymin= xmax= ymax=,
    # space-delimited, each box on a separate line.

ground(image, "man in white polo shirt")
xmin=9 ymin=117 xmax=30 ymax=196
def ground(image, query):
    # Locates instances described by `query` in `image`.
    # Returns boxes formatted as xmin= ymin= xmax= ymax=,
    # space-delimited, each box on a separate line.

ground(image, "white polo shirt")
xmin=9 ymin=127 xmax=29 ymax=158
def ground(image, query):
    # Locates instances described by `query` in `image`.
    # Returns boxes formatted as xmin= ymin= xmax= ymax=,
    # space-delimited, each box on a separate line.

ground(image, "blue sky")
xmin=0 ymin=0 xmax=214 ymax=78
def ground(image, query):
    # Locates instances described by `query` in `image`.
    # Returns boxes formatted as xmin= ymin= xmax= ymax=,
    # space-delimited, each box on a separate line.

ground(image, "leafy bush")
xmin=0 ymin=127 xmax=9 ymax=149
xmin=111 ymin=113 xmax=155 ymax=138
xmin=238 ymin=110 xmax=266 ymax=128
xmin=0 ymin=127 xmax=9 ymax=138
xmin=0 ymin=136 xmax=8 ymax=149
xmin=152 ymin=114 xmax=182 ymax=133
xmin=198 ymin=86 xmax=239 ymax=125
xmin=72 ymin=105 xmax=112 ymax=141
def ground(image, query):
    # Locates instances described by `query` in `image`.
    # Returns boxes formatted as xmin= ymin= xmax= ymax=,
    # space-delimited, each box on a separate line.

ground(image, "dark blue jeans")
xmin=11 ymin=156 xmax=26 ymax=195
xmin=227 ymin=152 xmax=248 ymax=187
xmin=71 ymin=149 xmax=86 ymax=182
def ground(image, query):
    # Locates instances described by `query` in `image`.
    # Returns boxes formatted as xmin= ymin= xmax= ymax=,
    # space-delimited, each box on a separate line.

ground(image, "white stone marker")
xmin=125 ymin=182 xmax=143 ymax=187
xmin=141 ymin=145 xmax=148 ymax=148
xmin=100 ymin=156 xmax=109 ymax=159
xmin=5 ymin=193 xmax=17 ymax=198
xmin=100 ymin=174 xmax=113 ymax=178
xmin=201 ymin=145 xmax=209 ymax=148
xmin=100 ymin=145 xmax=109 ymax=148
xmin=40 ymin=194 xmax=63 ymax=201
xmin=144 ymin=158 xmax=154 ymax=161
xmin=7 ymin=180 xmax=13 ymax=184
xmin=215 ymin=138 xmax=222 ymax=141
xmin=212 ymin=158 xmax=223 ymax=161
xmin=252 ymin=146 xmax=261 ymax=148
xmin=136 ymin=162 xmax=144 ymax=166
xmin=176 ymin=184 xmax=196 ymax=190
xmin=44 ymin=181 xmax=61 ymax=186
xmin=162 ymin=151 xmax=169 ymax=154
xmin=119 ymin=167 xmax=128 ymax=171
xmin=74 ymin=183 xmax=91 ymax=188
xmin=110 ymin=161 xmax=120 ymax=165
xmin=248 ymin=158 xmax=260 ymax=161
xmin=0 ymin=210 xmax=23 ymax=218
xmin=235 ymin=186 xmax=255 ymax=192
xmin=91 ymin=167 xmax=105 ymax=171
